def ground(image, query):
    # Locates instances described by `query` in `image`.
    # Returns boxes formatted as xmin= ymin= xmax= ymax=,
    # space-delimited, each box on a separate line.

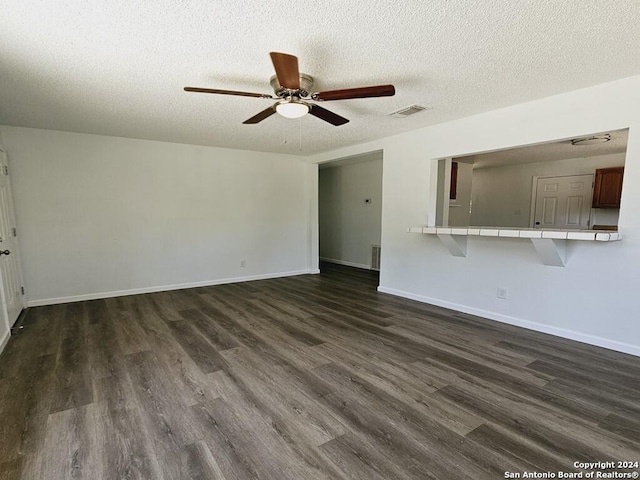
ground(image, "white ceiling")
xmin=1 ymin=1 xmax=639 ymax=156
xmin=457 ymin=129 xmax=629 ymax=169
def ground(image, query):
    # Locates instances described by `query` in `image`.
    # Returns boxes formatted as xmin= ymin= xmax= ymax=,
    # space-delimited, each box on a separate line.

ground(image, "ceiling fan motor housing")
xmin=270 ymin=73 xmax=314 ymax=98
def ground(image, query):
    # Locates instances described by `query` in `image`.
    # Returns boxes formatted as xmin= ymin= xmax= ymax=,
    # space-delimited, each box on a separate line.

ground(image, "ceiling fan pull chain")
xmin=283 ymin=126 xmax=287 ymax=144
xmin=299 ymin=118 xmax=302 ymax=151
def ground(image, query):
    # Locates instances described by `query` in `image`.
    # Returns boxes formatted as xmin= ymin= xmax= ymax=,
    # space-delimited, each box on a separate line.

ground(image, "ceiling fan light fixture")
xmin=276 ymin=100 xmax=309 ymax=119
xmin=571 ymin=134 xmax=611 ymax=146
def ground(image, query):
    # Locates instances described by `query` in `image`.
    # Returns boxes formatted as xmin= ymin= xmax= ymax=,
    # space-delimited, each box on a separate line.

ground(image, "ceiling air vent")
xmin=388 ymin=105 xmax=430 ymax=118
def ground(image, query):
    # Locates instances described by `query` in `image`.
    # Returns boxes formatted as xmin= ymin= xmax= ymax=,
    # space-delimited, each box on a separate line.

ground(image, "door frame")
xmin=317 ymin=150 xmax=384 ymax=277
xmin=529 ymin=174 xmax=594 ymax=228
xmin=0 ymin=146 xmax=26 ymax=328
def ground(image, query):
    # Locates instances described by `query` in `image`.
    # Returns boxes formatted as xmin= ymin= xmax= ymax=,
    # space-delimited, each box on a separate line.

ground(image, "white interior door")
xmin=532 ymin=174 xmax=593 ymax=229
xmin=0 ymin=148 xmax=25 ymax=327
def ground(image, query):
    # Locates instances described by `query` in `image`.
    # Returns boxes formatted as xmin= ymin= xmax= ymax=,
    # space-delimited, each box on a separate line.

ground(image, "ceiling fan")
xmin=184 ymin=52 xmax=396 ymax=126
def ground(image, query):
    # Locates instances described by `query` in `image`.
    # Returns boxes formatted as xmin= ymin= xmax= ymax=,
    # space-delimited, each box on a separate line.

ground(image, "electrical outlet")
xmin=240 ymin=260 xmax=246 ymax=267
xmin=497 ymin=287 xmax=508 ymax=299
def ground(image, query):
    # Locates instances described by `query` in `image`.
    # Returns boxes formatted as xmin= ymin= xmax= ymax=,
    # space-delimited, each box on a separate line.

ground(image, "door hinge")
xmin=21 ymin=286 xmax=24 ymax=295
xmin=12 ymin=227 xmax=17 ymax=237
xmin=3 ymin=166 xmax=7 ymax=176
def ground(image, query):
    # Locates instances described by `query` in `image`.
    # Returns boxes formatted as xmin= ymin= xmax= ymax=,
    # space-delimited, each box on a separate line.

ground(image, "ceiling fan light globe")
xmin=276 ymin=102 xmax=309 ymax=119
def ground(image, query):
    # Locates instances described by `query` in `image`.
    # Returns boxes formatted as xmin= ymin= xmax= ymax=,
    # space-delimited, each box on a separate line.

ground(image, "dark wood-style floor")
xmin=1 ymin=263 xmax=639 ymax=479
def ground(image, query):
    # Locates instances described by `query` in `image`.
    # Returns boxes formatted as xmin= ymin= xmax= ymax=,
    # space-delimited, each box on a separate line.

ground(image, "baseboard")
xmin=377 ymin=286 xmax=640 ymax=358
xmin=320 ymin=257 xmax=371 ymax=270
xmin=0 ymin=328 xmax=10 ymax=355
xmin=27 ymin=269 xmax=314 ymax=307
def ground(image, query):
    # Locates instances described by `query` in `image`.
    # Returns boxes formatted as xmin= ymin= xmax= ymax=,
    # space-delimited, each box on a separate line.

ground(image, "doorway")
xmin=318 ymin=151 xmax=383 ymax=287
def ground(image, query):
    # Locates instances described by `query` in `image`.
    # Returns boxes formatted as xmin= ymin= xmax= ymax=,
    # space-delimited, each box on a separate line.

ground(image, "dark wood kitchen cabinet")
xmin=592 ymin=166 xmax=624 ymax=208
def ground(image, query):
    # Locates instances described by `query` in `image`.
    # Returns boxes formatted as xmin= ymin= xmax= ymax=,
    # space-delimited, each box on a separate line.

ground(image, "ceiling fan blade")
xmin=313 ymin=84 xmax=395 ymax=101
xmin=269 ymin=52 xmax=300 ymax=90
xmin=184 ymin=87 xmax=274 ymax=99
xmin=309 ymin=105 xmax=349 ymax=126
xmin=243 ymin=106 xmax=277 ymax=124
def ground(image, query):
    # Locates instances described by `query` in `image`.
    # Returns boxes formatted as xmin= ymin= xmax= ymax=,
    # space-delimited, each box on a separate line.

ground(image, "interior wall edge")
xmin=26 ymin=269 xmax=315 ymax=307
xmin=377 ymin=285 xmax=640 ymax=358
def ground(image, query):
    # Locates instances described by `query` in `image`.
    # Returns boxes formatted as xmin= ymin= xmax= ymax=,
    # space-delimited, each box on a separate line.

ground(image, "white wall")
xmin=311 ymin=74 xmax=640 ymax=356
xmin=319 ymin=154 xmax=382 ymax=269
xmin=469 ymin=153 xmax=626 ymax=227
xmin=1 ymin=126 xmax=314 ymax=305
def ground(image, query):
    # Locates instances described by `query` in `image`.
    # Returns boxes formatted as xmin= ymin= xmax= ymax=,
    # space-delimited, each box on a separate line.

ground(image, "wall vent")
xmin=388 ymin=105 xmax=431 ymax=118
xmin=371 ymin=244 xmax=381 ymax=271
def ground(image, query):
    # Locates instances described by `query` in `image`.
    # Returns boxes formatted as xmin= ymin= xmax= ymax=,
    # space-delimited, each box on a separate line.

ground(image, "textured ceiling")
xmin=1 ymin=1 xmax=639 ymax=156
xmin=458 ymin=129 xmax=628 ymax=169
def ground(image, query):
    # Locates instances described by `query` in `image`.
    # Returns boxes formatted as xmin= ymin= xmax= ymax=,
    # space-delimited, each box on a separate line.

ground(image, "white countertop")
xmin=408 ymin=226 xmax=621 ymax=242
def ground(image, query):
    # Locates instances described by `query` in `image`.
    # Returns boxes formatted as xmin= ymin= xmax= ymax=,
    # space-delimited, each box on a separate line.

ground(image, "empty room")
xmin=1 ymin=1 xmax=640 ymax=479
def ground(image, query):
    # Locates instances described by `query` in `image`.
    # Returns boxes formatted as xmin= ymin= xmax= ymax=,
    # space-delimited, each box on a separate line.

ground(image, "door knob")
xmin=0 ymin=250 xmax=10 ymax=256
